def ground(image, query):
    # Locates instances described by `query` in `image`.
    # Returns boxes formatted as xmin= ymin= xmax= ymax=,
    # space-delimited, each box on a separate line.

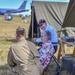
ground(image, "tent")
xmin=28 ymin=1 xmax=69 ymax=38
xmin=60 ymin=0 xmax=75 ymax=37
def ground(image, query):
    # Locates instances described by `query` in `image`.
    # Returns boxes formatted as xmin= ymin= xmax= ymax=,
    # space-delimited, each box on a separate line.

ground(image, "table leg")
xmin=61 ymin=41 xmax=65 ymax=56
xmin=73 ymin=47 xmax=75 ymax=56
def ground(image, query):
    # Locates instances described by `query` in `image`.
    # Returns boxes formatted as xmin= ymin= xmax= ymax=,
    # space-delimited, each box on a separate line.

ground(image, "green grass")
xmin=0 ymin=15 xmax=31 ymax=64
xmin=0 ymin=15 xmax=73 ymax=75
xmin=0 ymin=15 xmax=31 ymax=75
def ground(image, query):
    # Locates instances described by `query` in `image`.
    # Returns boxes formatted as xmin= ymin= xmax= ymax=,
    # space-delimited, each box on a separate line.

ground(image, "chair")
xmin=42 ymin=55 xmax=60 ymax=75
xmin=42 ymin=51 xmax=60 ymax=75
xmin=38 ymin=43 xmax=60 ymax=75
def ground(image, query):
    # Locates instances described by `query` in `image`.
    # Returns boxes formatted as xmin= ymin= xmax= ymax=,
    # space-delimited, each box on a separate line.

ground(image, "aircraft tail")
xmin=18 ymin=1 xmax=27 ymax=9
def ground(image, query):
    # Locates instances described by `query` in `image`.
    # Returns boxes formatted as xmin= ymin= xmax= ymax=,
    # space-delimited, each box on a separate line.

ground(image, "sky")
xmin=0 ymin=0 xmax=70 ymax=15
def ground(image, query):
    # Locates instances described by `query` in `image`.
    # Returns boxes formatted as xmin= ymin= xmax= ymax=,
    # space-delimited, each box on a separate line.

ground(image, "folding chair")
xmin=42 ymin=54 xmax=60 ymax=75
xmin=38 ymin=44 xmax=61 ymax=75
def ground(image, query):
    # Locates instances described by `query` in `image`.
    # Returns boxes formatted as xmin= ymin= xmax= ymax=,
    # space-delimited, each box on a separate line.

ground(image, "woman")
xmin=39 ymin=30 xmax=55 ymax=69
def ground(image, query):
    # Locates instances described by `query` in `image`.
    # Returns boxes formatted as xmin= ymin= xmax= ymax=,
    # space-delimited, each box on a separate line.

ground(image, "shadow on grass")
xmin=0 ymin=64 xmax=9 ymax=70
xmin=5 ymin=38 xmax=16 ymax=43
xmin=5 ymin=37 xmax=39 ymax=47
xmin=0 ymin=64 xmax=18 ymax=75
xmin=5 ymin=38 xmax=36 ymax=43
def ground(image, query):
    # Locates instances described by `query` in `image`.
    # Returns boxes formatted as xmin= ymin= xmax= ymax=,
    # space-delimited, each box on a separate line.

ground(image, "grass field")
xmin=0 ymin=15 xmax=73 ymax=75
xmin=0 ymin=15 xmax=31 ymax=75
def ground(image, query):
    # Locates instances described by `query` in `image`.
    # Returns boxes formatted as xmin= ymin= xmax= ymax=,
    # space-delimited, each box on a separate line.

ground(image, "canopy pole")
xmin=31 ymin=2 xmax=34 ymax=40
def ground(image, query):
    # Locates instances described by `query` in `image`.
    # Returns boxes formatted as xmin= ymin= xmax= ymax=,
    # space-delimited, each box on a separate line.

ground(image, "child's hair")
xmin=16 ymin=27 xmax=25 ymax=36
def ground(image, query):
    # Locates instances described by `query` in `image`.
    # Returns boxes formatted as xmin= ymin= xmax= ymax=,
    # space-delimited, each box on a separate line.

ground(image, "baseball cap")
xmin=39 ymin=19 xmax=46 ymax=25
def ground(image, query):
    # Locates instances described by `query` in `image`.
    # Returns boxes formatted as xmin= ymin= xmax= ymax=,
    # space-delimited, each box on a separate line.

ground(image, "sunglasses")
xmin=39 ymin=23 xmax=44 ymax=27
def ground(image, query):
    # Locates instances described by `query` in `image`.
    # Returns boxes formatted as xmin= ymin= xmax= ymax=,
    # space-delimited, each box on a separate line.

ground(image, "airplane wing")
xmin=6 ymin=9 xmax=29 ymax=13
